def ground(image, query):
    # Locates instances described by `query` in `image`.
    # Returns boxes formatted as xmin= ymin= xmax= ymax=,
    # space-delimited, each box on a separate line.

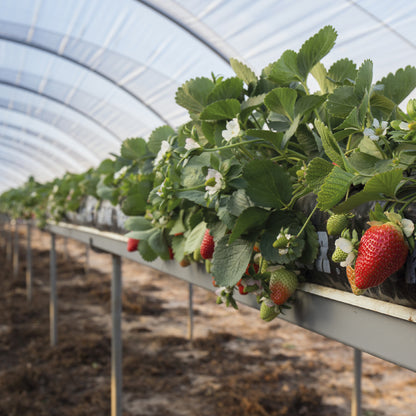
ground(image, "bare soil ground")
xmin=1 ymin=225 xmax=416 ymax=416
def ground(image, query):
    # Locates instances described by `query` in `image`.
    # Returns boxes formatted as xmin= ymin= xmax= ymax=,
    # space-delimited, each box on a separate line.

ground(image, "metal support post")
xmin=26 ymin=222 xmax=33 ymax=302
xmin=13 ymin=220 xmax=19 ymax=278
xmin=6 ymin=220 xmax=12 ymax=263
xmin=50 ymin=233 xmax=58 ymax=346
xmin=351 ymin=348 xmax=362 ymax=416
xmin=187 ymin=283 xmax=194 ymax=342
xmin=84 ymin=243 xmax=90 ymax=275
xmin=63 ymin=236 xmax=69 ymax=260
xmin=111 ymin=254 xmax=122 ymax=416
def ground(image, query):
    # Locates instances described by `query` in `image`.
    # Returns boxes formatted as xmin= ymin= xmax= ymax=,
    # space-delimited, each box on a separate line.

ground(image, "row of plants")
xmin=2 ymin=26 xmax=416 ymax=321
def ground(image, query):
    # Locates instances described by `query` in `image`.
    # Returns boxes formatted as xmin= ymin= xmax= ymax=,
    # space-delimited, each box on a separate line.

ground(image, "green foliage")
xmin=3 ymin=25 xmax=416 ymax=320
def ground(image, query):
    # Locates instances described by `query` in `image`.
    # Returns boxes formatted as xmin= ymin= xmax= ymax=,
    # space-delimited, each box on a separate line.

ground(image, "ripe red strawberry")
xmin=269 ymin=268 xmax=298 ymax=305
xmin=127 ymin=238 xmax=139 ymax=252
xmin=355 ymin=223 xmax=408 ymax=289
xmin=200 ymin=229 xmax=215 ymax=259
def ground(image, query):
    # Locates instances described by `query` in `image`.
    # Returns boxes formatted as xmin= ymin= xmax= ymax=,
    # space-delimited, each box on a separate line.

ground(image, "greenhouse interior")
xmin=1 ymin=1 xmax=416 ymax=415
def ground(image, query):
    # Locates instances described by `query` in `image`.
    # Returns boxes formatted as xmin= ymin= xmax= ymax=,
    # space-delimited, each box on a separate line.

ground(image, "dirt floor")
xmin=1 ymin=225 xmax=416 ymax=416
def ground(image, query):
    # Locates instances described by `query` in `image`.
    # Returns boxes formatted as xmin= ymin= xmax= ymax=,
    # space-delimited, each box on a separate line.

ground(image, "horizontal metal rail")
xmin=45 ymin=221 xmax=416 ymax=372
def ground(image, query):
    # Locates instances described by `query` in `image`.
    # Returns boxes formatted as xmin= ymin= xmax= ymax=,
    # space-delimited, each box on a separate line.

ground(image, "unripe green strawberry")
xmin=260 ymin=300 xmax=279 ymax=322
xmin=331 ymin=247 xmax=348 ymax=263
xmin=260 ymin=258 xmax=269 ymax=273
xmin=273 ymin=234 xmax=289 ymax=249
xmin=355 ymin=222 xmax=408 ymax=289
xmin=193 ymin=247 xmax=202 ymax=262
xmin=269 ymin=269 xmax=298 ymax=305
xmin=326 ymin=214 xmax=349 ymax=236
xmin=200 ymin=229 xmax=215 ymax=259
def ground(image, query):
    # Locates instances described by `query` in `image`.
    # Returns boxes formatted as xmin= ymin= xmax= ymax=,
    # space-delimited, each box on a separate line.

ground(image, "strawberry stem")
xmin=296 ymin=205 xmax=319 ymax=238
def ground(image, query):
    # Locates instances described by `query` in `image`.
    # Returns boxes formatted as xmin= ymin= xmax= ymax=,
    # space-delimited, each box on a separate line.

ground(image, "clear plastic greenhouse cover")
xmin=0 ymin=0 xmax=415 ymax=192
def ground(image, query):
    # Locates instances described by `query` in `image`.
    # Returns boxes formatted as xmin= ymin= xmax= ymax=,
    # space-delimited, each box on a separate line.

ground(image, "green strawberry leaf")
xmin=327 ymin=85 xmax=360 ymax=118
xmin=370 ymin=93 xmax=397 ymax=119
xmin=171 ymin=234 xmax=186 ymax=262
xmin=124 ymin=216 xmax=153 ymax=231
xmin=245 ymin=129 xmax=283 ymax=149
xmin=199 ymin=99 xmax=241 ymax=120
xmin=227 ymin=189 xmax=254 ymax=217
xmin=228 ymin=207 xmax=270 ymax=244
xmin=314 ymin=119 xmax=345 ymax=168
xmin=305 ymin=157 xmax=334 ymax=192
xmin=243 ymin=159 xmax=292 ymax=208
xmin=240 ymin=94 xmax=266 ymax=121
xmin=138 ymin=239 xmax=158 ymax=262
xmin=297 ymin=25 xmax=337 ymax=80
xmin=121 ymin=181 xmax=152 ymax=215
xmin=120 ymin=138 xmax=148 ymax=160
xmin=311 ymin=62 xmax=332 ymax=94
xmin=212 ymin=237 xmax=254 ymax=287
xmin=299 ymin=217 xmax=319 ymax=265
xmin=96 ymin=159 xmax=115 ymax=174
xmin=333 ymin=169 xmax=404 ymax=213
xmin=317 ymin=166 xmax=354 ymax=210
xmin=207 ymin=77 xmax=244 ymax=103
xmin=147 ymin=125 xmax=175 ymax=154
xmin=376 ymin=66 xmax=416 ymax=105
xmin=125 ymin=229 xmax=157 ymax=240
xmin=354 ymin=59 xmax=373 ymax=99
xmin=264 ymin=87 xmax=297 ymax=120
xmin=265 ymin=50 xmax=301 ymax=85
xmin=282 ymin=114 xmax=301 ymax=148
xmin=148 ymin=229 xmax=170 ymax=260
xmin=230 ymin=58 xmax=258 ymax=85
xmin=175 ymin=77 xmax=215 ymax=113
xmin=184 ymin=221 xmax=207 ymax=254
xmin=294 ymin=94 xmax=326 ymax=117
xmin=328 ymin=58 xmax=357 ymax=84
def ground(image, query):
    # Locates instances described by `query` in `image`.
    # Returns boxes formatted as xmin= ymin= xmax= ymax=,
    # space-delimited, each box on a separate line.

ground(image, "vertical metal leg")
xmin=351 ymin=348 xmax=362 ymax=416
xmin=26 ymin=222 xmax=33 ymax=303
xmin=6 ymin=220 xmax=12 ymax=263
xmin=187 ymin=283 xmax=194 ymax=342
xmin=111 ymin=254 xmax=122 ymax=416
xmin=13 ymin=220 xmax=19 ymax=278
xmin=85 ymin=244 xmax=90 ymax=275
xmin=64 ymin=236 xmax=69 ymax=260
xmin=50 ymin=233 xmax=58 ymax=347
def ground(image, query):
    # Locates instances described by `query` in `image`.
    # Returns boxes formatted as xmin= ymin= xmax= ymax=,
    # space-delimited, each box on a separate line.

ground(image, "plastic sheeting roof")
xmin=1 ymin=0 xmax=415 ymax=192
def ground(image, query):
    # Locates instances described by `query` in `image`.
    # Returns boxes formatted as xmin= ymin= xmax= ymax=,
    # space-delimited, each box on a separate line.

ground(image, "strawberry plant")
xmin=2 ymin=26 xmax=416 ymax=321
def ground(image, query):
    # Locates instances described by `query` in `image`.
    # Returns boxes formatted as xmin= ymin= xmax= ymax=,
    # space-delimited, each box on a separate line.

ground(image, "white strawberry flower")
xmin=215 ymin=287 xmax=231 ymax=303
xmin=335 ymin=237 xmax=355 ymax=267
xmin=401 ymin=218 xmax=415 ymax=237
xmin=222 ymin=118 xmax=240 ymax=142
xmin=153 ymin=140 xmax=171 ymax=166
xmin=205 ymin=168 xmax=224 ymax=196
xmin=243 ymin=278 xmax=263 ymax=295
xmin=364 ymin=119 xmax=388 ymax=141
xmin=184 ymin=138 xmax=201 ymax=150
xmin=399 ymin=122 xmax=411 ymax=131
xmin=341 ymin=252 xmax=356 ymax=268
